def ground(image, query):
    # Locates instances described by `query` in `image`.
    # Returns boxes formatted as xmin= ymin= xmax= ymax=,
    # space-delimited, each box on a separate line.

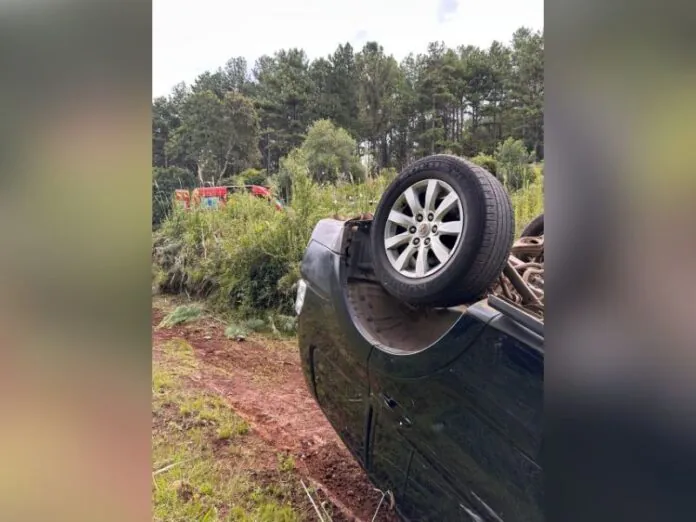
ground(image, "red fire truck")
xmin=174 ymin=185 xmax=284 ymax=211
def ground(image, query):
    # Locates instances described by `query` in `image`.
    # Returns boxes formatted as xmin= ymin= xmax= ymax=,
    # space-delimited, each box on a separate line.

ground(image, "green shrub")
xmin=273 ymin=314 xmax=297 ymax=335
xmin=470 ymin=153 xmax=498 ymax=176
xmin=238 ymin=168 xmax=267 ymax=186
xmin=494 ymin=138 xmax=535 ymax=191
xmin=301 ymin=119 xmax=365 ymax=184
xmin=224 ymin=322 xmax=249 ymax=339
xmin=244 ymin=318 xmax=267 ymax=332
xmin=152 ymin=163 xmax=385 ymax=317
xmin=158 ymin=305 xmax=203 ymax=328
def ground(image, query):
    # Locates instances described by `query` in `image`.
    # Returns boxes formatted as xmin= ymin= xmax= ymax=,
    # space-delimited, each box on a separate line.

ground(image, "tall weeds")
xmin=508 ymin=165 xmax=544 ymax=236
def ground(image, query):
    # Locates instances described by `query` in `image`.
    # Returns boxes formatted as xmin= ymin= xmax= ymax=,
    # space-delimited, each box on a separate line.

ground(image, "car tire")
xmin=370 ymin=155 xmax=515 ymax=307
xmin=520 ymin=213 xmax=544 ymax=237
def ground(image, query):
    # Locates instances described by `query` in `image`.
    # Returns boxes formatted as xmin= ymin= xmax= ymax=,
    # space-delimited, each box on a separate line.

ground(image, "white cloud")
xmin=153 ymin=0 xmax=543 ymax=98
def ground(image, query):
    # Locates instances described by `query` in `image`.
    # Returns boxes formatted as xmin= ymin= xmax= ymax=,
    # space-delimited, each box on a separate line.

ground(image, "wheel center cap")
xmin=417 ymin=223 xmax=430 ymax=237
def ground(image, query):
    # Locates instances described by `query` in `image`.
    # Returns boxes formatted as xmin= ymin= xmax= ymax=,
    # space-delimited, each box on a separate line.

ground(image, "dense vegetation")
xmin=152 ymin=160 xmax=543 ymax=329
xmin=152 ymin=27 xmax=544 ymax=328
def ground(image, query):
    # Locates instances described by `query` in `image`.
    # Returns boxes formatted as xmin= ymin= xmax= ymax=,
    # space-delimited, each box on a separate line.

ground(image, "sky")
xmin=153 ymin=0 xmax=543 ymax=98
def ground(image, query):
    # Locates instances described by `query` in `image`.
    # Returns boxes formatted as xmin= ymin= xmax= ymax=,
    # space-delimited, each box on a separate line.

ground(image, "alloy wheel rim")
xmin=383 ymin=179 xmax=465 ymax=278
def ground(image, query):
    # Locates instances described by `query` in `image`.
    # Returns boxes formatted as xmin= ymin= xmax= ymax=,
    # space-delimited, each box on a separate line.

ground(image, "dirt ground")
xmin=152 ymin=303 xmax=399 ymax=522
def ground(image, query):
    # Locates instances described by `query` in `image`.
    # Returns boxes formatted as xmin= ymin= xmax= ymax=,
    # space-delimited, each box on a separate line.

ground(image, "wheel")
xmin=370 ymin=155 xmax=515 ymax=307
xmin=520 ymin=213 xmax=544 ymax=237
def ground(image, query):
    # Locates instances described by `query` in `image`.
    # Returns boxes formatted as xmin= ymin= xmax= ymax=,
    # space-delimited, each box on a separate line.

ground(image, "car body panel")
xmin=369 ymin=318 xmax=543 ymax=521
xmin=297 ymin=219 xmax=544 ymax=521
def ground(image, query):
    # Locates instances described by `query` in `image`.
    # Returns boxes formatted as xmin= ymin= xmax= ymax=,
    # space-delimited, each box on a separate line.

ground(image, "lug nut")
xmin=432 ymin=225 xmax=438 ymax=234
xmin=413 ymin=238 xmax=420 ymax=245
xmin=416 ymin=214 xmax=424 ymax=222
xmin=409 ymin=226 xmax=417 ymax=234
xmin=424 ymin=238 xmax=431 ymax=246
xmin=428 ymin=213 xmax=434 ymax=221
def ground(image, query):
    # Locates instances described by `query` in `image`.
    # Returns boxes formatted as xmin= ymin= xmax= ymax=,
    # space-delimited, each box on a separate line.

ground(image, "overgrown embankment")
xmin=152 ymin=160 xmax=542 ymax=327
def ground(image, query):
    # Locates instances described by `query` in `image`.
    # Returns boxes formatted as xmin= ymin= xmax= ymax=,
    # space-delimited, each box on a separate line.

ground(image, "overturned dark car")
xmin=296 ymin=155 xmax=544 ymax=522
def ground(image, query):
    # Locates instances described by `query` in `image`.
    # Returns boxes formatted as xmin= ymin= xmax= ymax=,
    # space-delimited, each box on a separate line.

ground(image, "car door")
xmin=364 ymin=310 xmax=490 ymax=516
xmin=368 ymin=306 xmax=544 ymax=521
xmin=298 ymin=224 xmax=374 ymax=465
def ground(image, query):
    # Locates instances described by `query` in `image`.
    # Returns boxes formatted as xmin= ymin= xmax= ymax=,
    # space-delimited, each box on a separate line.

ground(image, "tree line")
xmin=152 ymin=26 xmax=543 ymax=189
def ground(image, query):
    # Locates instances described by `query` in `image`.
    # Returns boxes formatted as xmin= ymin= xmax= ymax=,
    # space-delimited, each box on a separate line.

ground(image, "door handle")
xmin=381 ymin=393 xmax=398 ymax=409
xmin=380 ymin=393 xmax=412 ymax=428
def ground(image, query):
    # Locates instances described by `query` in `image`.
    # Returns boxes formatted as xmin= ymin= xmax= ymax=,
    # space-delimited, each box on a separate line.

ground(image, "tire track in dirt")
xmin=152 ymin=310 xmax=398 ymax=522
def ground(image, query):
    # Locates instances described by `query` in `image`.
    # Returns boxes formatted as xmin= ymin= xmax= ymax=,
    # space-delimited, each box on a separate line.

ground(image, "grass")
xmin=224 ymin=322 xmax=249 ymax=340
xmin=277 ymin=454 xmax=296 ymax=473
xmin=152 ymin=335 xmax=311 ymax=521
xmin=158 ymin=305 xmax=204 ymax=328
